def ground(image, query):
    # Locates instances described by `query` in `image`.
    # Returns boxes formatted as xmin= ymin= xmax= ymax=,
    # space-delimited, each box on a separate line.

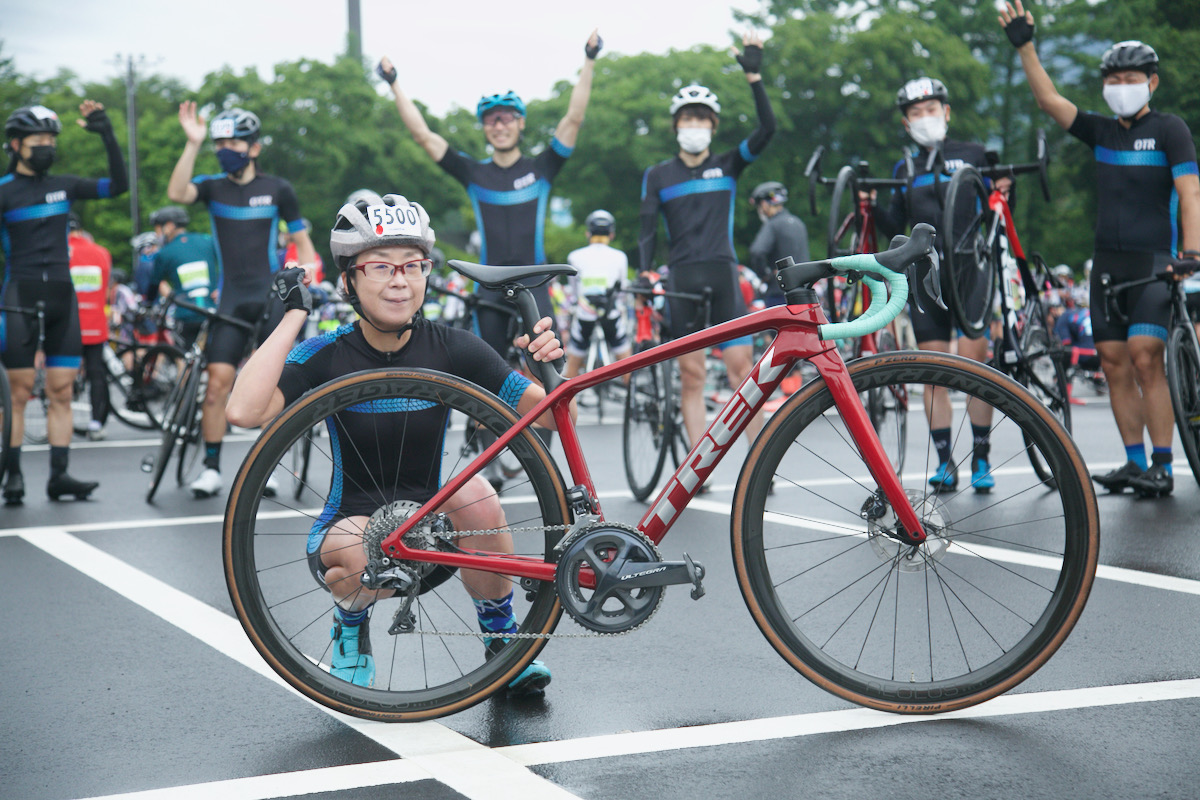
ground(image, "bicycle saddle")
xmin=448 ymin=260 xmax=576 ymax=290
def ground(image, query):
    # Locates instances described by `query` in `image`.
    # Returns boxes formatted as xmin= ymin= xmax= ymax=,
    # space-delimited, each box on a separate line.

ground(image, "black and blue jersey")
xmin=1068 ymin=110 xmax=1198 ymax=253
xmin=876 ymin=139 xmax=990 ymax=246
xmin=190 ymin=172 xmax=304 ymax=312
xmin=637 ymin=81 xmax=775 ymax=271
xmin=438 ymin=140 xmax=572 ymax=266
xmin=0 ymin=130 xmax=128 ymax=282
xmin=278 ymin=318 xmax=532 ymax=549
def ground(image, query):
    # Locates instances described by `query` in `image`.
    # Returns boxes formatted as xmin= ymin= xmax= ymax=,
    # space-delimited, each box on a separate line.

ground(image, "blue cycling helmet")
xmin=476 ymin=91 xmax=526 ymax=121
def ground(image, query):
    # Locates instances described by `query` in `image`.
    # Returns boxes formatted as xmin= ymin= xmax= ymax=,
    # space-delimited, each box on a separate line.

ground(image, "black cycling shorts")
xmin=666 ymin=260 xmax=750 ymax=345
xmin=908 ymin=255 xmax=989 ymax=343
xmin=1 ymin=279 xmax=83 ymax=370
xmin=206 ymin=298 xmax=284 ymax=366
xmin=1090 ymin=250 xmax=1171 ymax=343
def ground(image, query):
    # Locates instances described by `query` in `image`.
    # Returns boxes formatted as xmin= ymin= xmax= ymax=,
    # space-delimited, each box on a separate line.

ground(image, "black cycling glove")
xmin=376 ymin=60 xmax=398 ymax=86
xmin=83 ymin=107 xmax=112 ymax=134
xmin=585 ymin=34 xmax=604 ymax=60
xmin=1004 ymin=15 xmax=1035 ymax=48
xmin=736 ymin=44 xmax=763 ymax=74
xmin=274 ymin=267 xmax=313 ymax=314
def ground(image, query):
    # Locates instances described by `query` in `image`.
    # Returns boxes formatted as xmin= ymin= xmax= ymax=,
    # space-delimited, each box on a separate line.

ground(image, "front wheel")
xmin=224 ymin=369 xmax=570 ymax=722
xmin=732 ymin=352 xmax=1098 ymax=713
xmin=1167 ymin=325 xmax=1200 ymax=487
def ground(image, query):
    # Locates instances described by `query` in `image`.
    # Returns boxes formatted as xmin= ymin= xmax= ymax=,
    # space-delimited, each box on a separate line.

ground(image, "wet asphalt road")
xmin=3 ymin=383 xmax=1200 ymax=800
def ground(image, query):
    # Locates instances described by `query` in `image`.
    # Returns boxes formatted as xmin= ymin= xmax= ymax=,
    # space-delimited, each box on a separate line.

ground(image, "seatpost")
xmin=507 ymin=286 xmax=565 ymax=392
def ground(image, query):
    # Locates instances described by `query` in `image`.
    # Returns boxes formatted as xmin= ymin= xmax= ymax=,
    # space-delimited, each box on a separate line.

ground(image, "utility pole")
xmin=347 ymin=0 xmax=363 ymax=63
xmin=124 ymin=55 xmax=141 ymax=241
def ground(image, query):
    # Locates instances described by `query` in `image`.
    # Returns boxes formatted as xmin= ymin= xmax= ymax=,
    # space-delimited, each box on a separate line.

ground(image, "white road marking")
xmin=22 ymin=530 xmax=582 ymax=800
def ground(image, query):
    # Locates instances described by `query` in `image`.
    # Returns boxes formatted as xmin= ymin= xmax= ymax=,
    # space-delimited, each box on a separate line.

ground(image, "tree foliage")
xmin=4 ymin=4 xmax=1199 ymax=279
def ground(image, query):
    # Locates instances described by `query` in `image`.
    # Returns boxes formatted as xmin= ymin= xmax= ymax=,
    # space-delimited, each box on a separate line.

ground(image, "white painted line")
xmin=499 ymin=677 xmax=1200 ymax=767
xmin=71 ymin=760 xmax=430 ymax=800
xmin=22 ymin=530 xmax=582 ymax=800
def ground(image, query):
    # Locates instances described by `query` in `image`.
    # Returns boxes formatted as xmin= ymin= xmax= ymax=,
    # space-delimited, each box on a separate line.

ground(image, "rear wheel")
xmin=146 ymin=359 xmax=201 ymax=503
xmin=111 ymin=344 xmax=185 ymax=431
xmin=732 ymin=352 xmax=1097 ymax=713
xmin=941 ymin=167 xmax=997 ymax=339
xmin=1167 ymin=325 xmax=1200 ymax=487
xmin=224 ymin=369 xmax=570 ymax=721
xmin=826 ymin=166 xmax=862 ymax=324
xmin=1016 ymin=318 xmax=1072 ymax=484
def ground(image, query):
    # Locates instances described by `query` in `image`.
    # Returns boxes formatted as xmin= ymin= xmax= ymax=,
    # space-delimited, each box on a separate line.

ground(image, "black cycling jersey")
xmin=278 ymin=318 xmax=533 ymax=550
xmin=190 ymin=171 xmax=304 ymax=313
xmin=0 ymin=129 xmax=128 ymax=282
xmin=1068 ymin=110 xmax=1198 ymax=253
xmin=876 ymin=139 xmax=990 ymax=244
xmin=638 ymin=80 xmax=775 ymax=271
xmin=748 ymin=206 xmax=809 ymax=289
xmin=438 ymin=140 xmax=572 ymax=267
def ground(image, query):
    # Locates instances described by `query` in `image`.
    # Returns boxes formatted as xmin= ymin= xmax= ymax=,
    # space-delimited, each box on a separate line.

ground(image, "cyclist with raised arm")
xmin=376 ymin=30 xmax=601 ymax=357
xmin=637 ymin=33 xmax=776 ymax=459
xmin=1 ymin=101 xmax=128 ymax=504
xmin=167 ymin=105 xmax=317 ymax=498
xmin=1002 ymin=2 xmax=1200 ymax=497
xmin=225 ymin=193 xmax=566 ymax=695
xmin=748 ymin=181 xmax=808 ymax=307
xmin=564 ymin=209 xmax=632 ymax=378
xmin=871 ymin=78 xmax=1007 ymax=493
xmin=149 ymin=205 xmax=219 ymax=351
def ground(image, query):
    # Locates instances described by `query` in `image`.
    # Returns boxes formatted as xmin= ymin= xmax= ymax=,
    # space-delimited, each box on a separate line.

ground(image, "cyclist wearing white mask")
xmin=1001 ymin=0 xmax=1200 ymax=497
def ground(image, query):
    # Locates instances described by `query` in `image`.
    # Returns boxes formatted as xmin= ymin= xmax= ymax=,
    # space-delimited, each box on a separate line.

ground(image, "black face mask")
xmin=26 ymin=144 xmax=56 ymax=175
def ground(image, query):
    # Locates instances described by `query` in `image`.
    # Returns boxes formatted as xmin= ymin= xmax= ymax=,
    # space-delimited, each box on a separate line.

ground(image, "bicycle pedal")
xmin=685 ymin=553 xmax=706 ymax=600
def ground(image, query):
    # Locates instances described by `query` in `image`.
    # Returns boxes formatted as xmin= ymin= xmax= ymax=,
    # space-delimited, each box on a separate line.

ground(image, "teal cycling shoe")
xmin=928 ymin=459 xmax=958 ymax=492
xmin=330 ymin=616 xmax=375 ymax=688
xmin=970 ymin=458 xmax=995 ymax=493
xmin=484 ymin=636 xmax=552 ymax=696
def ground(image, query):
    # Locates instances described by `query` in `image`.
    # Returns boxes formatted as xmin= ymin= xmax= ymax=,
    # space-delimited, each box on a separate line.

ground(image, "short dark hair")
xmin=673 ymin=105 xmax=719 ymax=129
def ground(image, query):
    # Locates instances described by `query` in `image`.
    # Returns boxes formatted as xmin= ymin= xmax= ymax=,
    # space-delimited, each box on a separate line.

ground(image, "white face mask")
xmin=908 ymin=114 xmax=948 ymax=148
xmin=1103 ymin=82 xmax=1151 ymax=118
xmin=677 ymin=127 xmax=712 ymax=154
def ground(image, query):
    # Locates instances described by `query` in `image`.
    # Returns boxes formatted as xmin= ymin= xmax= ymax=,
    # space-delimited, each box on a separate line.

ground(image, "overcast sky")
xmin=3 ymin=0 xmax=763 ymax=115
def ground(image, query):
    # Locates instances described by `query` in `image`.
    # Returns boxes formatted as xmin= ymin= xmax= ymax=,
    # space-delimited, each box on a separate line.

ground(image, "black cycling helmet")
xmin=1100 ymin=40 xmax=1159 ymax=77
xmin=209 ymin=108 xmax=261 ymax=143
xmin=585 ymin=209 xmax=615 ymax=236
xmin=750 ymin=181 xmax=788 ymax=206
xmin=5 ymin=105 xmax=62 ymax=144
xmin=149 ymin=205 xmax=190 ymax=227
xmin=896 ymin=78 xmax=949 ymax=111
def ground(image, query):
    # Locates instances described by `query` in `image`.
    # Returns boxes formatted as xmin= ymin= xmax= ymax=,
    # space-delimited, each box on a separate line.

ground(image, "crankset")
xmin=554 ymin=523 xmax=705 ymax=633
xmin=862 ymin=488 xmax=952 ymax=571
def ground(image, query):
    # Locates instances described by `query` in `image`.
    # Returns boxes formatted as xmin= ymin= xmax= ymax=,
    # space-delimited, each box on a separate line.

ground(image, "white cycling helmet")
xmin=669 ymin=84 xmax=721 ymax=116
xmin=330 ymin=193 xmax=436 ymax=274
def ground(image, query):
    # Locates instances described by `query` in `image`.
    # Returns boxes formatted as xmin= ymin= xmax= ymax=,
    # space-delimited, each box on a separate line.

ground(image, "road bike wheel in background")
xmin=863 ymin=329 xmax=908 ymax=475
xmin=290 ymin=425 xmax=318 ymax=501
xmin=1167 ymin=325 xmax=1200 ymax=487
xmin=22 ymin=367 xmax=49 ymax=445
xmin=145 ymin=359 xmax=202 ymax=503
xmin=623 ymin=362 xmax=671 ymax=501
xmin=175 ymin=371 xmax=208 ymax=488
xmin=111 ymin=344 xmax=185 ymax=431
xmin=732 ymin=351 xmax=1098 ymax=714
xmin=224 ymin=369 xmax=570 ymax=721
xmin=941 ymin=167 xmax=998 ymax=339
xmin=1016 ymin=315 xmax=1072 ymax=485
xmin=827 ymin=166 xmax=862 ymax=259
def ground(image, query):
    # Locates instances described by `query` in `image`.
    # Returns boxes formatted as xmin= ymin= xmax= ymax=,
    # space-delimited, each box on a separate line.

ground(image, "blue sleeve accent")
xmin=498 ymin=371 xmax=532 ymax=409
xmin=738 ymin=140 xmax=756 ymax=163
xmin=287 ymin=218 xmax=307 ymax=233
xmin=550 ymin=137 xmax=574 ymax=158
xmin=97 ymin=178 xmax=112 ymax=199
xmin=192 ymin=173 xmax=223 ymax=185
xmin=1173 ymin=162 xmax=1199 ymax=179
xmin=640 ymin=168 xmax=650 ymax=201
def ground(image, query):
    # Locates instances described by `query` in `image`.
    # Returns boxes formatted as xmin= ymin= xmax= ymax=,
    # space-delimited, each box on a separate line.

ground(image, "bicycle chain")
xmin=393 ymin=522 xmax=655 ymax=640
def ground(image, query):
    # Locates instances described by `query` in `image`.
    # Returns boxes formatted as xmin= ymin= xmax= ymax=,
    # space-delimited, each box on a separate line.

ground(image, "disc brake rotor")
xmin=867 ymin=488 xmax=952 ymax=572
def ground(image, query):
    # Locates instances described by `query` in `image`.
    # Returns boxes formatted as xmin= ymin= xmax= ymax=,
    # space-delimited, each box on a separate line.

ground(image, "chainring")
xmin=554 ymin=522 xmax=666 ymax=633
xmin=867 ymin=488 xmax=952 ymax=572
xmin=363 ymin=500 xmax=457 ymax=592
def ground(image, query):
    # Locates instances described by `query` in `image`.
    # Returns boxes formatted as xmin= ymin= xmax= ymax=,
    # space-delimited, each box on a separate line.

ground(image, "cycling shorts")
xmin=1090 ymin=250 xmax=1171 ymax=343
xmin=908 ymin=254 xmax=987 ymax=343
xmin=666 ymin=260 xmax=751 ymax=348
xmin=472 ymin=284 xmax=555 ymax=362
xmin=567 ymin=312 xmax=630 ymax=358
xmin=206 ymin=297 xmax=284 ymax=366
xmin=1 ymin=279 xmax=83 ymax=370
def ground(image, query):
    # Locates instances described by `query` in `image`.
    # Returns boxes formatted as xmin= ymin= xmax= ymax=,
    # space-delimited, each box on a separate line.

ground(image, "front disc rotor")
xmin=867 ymin=488 xmax=952 ymax=572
